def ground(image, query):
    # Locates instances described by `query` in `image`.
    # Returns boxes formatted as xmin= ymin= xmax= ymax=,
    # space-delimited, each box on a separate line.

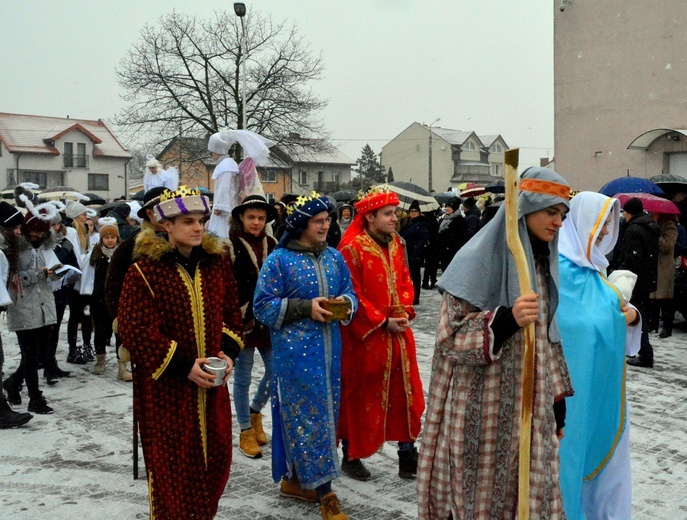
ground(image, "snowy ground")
xmin=1 ymin=285 xmax=686 ymax=519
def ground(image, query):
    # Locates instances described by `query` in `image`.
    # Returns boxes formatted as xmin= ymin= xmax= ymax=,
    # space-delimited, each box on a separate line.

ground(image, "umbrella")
xmin=434 ymin=192 xmax=457 ymax=204
xmin=83 ymin=193 xmax=107 ymax=205
xmin=96 ymin=202 xmax=120 ymax=218
xmin=382 ymin=181 xmax=440 ymax=213
xmin=599 ymin=176 xmax=664 ymax=197
xmin=649 ymin=173 xmax=687 ymax=195
xmin=458 ymin=182 xmax=486 ymax=197
xmin=38 ymin=191 xmax=87 ymax=202
xmin=330 ymin=189 xmax=358 ymax=202
xmin=614 ymin=193 xmax=680 ymax=214
xmin=485 ymin=179 xmax=505 ymax=194
xmin=131 ymin=189 xmax=145 ymax=201
xmin=41 ymin=185 xmax=77 ymax=193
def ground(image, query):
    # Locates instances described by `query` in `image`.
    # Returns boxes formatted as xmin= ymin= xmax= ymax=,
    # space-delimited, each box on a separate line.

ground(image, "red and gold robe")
xmin=338 ymin=231 xmax=425 ymax=459
xmin=119 ymin=230 xmax=243 ymax=519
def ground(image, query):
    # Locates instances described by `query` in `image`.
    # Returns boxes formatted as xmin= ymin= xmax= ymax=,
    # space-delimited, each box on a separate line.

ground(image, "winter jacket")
xmin=438 ymin=212 xmax=468 ymax=269
xmin=400 ymin=215 xmax=430 ymax=261
xmin=6 ymin=235 xmax=59 ymax=332
xmin=651 ymin=215 xmax=678 ymax=300
xmin=614 ymin=212 xmax=660 ymax=296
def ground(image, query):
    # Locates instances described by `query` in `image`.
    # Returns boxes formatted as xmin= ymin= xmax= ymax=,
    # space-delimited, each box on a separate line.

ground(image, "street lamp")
xmin=428 ymin=117 xmax=440 ymax=193
xmin=234 ymin=3 xmax=247 ymax=130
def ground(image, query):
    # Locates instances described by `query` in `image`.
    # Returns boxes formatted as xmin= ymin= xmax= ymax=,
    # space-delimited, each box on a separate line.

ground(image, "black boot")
xmin=341 ymin=446 xmax=371 ymax=481
xmin=2 ymin=377 xmax=22 ymax=406
xmin=83 ymin=344 xmax=95 ymax=362
xmin=398 ymin=447 xmax=418 ymax=479
xmin=67 ymin=346 xmax=87 ymax=365
xmin=0 ymin=398 xmax=33 ymax=429
xmin=28 ymin=394 xmax=54 ymax=415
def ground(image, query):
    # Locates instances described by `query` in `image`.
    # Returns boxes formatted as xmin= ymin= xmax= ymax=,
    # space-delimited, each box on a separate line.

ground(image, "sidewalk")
xmin=1 ymin=285 xmax=686 ymax=518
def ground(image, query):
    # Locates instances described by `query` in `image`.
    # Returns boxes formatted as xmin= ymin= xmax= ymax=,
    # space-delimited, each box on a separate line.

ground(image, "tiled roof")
xmin=430 ymin=127 xmax=477 ymax=146
xmin=0 ymin=112 xmax=131 ymax=158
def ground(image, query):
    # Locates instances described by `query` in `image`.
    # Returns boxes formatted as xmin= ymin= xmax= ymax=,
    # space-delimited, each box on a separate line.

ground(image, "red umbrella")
xmin=459 ymin=182 xmax=486 ymax=197
xmin=614 ymin=193 xmax=680 ymax=214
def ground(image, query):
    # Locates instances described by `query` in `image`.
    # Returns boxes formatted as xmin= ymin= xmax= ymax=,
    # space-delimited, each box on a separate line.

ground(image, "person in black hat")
xmin=437 ymin=197 xmax=468 ymax=271
xmin=613 ymin=197 xmax=660 ymax=368
xmin=227 ymin=195 xmax=278 ymax=459
xmin=400 ymin=200 xmax=429 ymax=305
xmin=104 ymin=187 xmax=170 ymax=381
xmin=0 ymin=202 xmax=34 ymax=428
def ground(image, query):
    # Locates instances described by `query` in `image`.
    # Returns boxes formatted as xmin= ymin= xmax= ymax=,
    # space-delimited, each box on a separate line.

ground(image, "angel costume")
xmin=557 ymin=192 xmax=640 ymax=520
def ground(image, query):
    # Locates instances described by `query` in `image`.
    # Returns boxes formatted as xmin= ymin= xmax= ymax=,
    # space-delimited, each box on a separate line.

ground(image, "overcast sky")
xmin=1 ymin=0 xmax=554 ymax=172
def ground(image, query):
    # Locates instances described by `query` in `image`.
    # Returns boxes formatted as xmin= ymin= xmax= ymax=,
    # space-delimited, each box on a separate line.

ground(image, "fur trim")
xmin=19 ymin=194 xmax=61 ymax=223
xmin=133 ymin=229 xmax=227 ymax=262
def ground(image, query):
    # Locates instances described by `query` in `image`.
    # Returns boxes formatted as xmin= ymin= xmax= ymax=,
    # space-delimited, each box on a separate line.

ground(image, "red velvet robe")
xmin=119 ymin=231 xmax=243 ymax=519
xmin=338 ymin=231 xmax=425 ymax=459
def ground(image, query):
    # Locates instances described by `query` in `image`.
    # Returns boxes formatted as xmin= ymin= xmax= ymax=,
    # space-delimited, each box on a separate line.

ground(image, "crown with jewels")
xmin=153 ymin=185 xmax=210 ymax=223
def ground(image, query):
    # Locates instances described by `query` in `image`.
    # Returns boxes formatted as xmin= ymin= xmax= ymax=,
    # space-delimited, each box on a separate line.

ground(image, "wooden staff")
xmin=503 ymin=148 xmax=535 ymax=520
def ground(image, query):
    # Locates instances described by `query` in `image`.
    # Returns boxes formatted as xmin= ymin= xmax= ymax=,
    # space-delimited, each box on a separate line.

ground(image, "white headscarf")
xmin=558 ymin=192 xmax=620 ymax=273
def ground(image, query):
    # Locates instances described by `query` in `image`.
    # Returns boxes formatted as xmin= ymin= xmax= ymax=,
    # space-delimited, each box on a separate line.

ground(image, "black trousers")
xmin=11 ymin=327 xmax=51 ymax=400
xmin=67 ymin=291 xmax=92 ymax=348
xmin=409 ymin=258 xmax=422 ymax=305
xmin=422 ymin=255 xmax=439 ymax=286
xmin=631 ymin=292 xmax=653 ymax=362
xmin=92 ymin=299 xmax=113 ymax=356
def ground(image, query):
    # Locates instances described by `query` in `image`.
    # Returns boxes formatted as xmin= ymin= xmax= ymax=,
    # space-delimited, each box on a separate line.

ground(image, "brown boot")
xmin=320 ymin=492 xmax=348 ymax=520
xmin=279 ymin=477 xmax=318 ymax=502
xmin=239 ymin=428 xmax=263 ymax=459
xmin=93 ymin=354 xmax=107 ymax=376
xmin=251 ymin=412 xmax=268 ymax=445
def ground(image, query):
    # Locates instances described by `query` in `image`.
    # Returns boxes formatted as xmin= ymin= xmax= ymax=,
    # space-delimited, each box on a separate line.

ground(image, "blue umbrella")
xmin=599 ymin=176 xmax=664 ymax=197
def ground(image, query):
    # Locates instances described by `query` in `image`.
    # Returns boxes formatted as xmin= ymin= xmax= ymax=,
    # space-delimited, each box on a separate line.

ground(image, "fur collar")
xmin=133 ymin=228 xmax=227 ymax=262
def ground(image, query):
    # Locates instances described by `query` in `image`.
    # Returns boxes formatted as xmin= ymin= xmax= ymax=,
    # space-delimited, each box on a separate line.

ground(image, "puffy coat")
xmin=6 ymin=235 xmax=58 ymax=332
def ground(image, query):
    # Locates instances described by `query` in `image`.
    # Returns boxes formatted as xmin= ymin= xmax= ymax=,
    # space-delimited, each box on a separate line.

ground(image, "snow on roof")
xmin=0 ymin=112 xmax=131 ymax=158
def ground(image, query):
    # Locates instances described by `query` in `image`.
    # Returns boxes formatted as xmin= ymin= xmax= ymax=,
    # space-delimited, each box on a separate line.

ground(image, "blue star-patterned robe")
xmin=253 ymin=245 xmax=357 ymax=489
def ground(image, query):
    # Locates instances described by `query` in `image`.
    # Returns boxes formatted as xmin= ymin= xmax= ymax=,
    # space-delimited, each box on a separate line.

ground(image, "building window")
xmin=64 ymin=142 xmax=73 ymax=167
xmin=262 ymin=170 xmax=277 ymax=183
xmin=76 ymin=143 xmax=87 ymax=167
xmin=22 ymin=171 xmax=47 ymax=187
xmin=265 ymin=192 xmax=275 ymax=202
xmin=491 ymin=164 xmax=501 ymax=177
xmin=493 ymin=144 xmax=502 ymax=153
xmin=298 ymin=170 xmax=308 ymax=185
xmin=464 ymin=141 xmax=475 ymax=151
xmin=88 ymin=173 xmax=109 ymax=191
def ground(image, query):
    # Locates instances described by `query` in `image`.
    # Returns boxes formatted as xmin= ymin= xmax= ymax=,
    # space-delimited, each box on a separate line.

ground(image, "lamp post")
xmin=234 ymin=3 xmax=247 ymax=130
xmin=428 ymin=117 xmax=440 ymax=193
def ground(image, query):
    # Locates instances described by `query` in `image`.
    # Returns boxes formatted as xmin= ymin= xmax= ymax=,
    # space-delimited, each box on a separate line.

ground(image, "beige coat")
xmin=651 ymin=215 xmax=678 ymax=300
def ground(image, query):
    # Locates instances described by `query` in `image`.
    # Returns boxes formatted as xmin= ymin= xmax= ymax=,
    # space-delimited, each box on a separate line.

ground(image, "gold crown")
xmin=357 ymin=184 xmax=391 ymax=201
xmin=285 ymin=191 xmax=323 ymax=216
xmin=159 ymin=185 xmax=200 ymax=202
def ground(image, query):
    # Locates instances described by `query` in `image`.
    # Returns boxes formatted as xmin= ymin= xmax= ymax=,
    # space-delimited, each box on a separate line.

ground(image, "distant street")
xmin=1 ymin=285 xmax=686 ymax=519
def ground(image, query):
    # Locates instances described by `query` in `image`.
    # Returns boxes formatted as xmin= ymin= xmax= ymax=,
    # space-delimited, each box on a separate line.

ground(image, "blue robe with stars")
xmin=254 ymin=244 xmax=357 ymax=489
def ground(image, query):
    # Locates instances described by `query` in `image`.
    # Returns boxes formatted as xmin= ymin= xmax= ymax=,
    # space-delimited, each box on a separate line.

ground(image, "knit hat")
xmin=137 ymin=187 xmax=171 ymax=220
xmin=49 ymin=212 xmax=62 ymax=225
xmin=66 ymin=200 xmax=88 ymax=220
xmin=153 ymin=186 xmax=210 ymax=223
xmin=231 ymin=194 xmax=278 ymax=223
xmin=409 ymin=200 xmax=421 ymax=212
xmin=622 ymin=197 xmax=644 ymax=216
xmin=0 ymin=201 xmax=24 ymax=228
xmin=112 ymin=203 xmax=131 ymax=220
xmin=97 ymin=217 xmax=119 ymax=238
xmin=446 ymin=197 xmax=462 ymax=211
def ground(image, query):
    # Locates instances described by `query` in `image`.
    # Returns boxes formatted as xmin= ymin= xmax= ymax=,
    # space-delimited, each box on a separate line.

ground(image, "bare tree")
xmin=115 ymin=9 xmax=329 ymax=155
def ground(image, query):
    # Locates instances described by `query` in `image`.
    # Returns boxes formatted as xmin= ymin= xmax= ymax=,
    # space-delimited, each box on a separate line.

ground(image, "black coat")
xmin=438 ymin=213 xmax=468 ymax=268
xmin=614 ymin=213 xmax=660 ymax=295
xmin=400 ymin=215 xmax=430 ymax=261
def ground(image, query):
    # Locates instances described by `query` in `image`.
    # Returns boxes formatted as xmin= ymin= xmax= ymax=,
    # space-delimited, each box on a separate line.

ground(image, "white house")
xmin=381 ymin=122 xmax=509 ymax=193
xmin=0 ymin=112 xmax=132 ymax=200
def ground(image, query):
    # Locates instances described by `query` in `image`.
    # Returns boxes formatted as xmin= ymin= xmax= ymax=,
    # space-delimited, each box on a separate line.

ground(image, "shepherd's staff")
xmin=503 ymin=148 xmax=535 ymax=519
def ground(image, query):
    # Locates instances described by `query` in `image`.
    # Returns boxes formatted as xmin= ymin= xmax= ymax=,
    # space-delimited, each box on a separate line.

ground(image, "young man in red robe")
xmin=337 ymin=186 xmax=425 ymax=480
xmin=119 ymin=186 xmax=244 ymax=519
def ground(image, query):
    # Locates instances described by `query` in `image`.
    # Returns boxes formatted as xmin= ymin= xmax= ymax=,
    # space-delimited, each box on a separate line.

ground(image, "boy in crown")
xmin=119 ymin=186 xmax=244 ymax=519
xmin=337 ymin=186 xmax=425 ymax=481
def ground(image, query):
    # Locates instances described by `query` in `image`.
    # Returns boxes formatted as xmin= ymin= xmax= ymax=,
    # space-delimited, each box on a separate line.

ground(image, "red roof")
xmin=0 ymin=112 xmax=131 ymax=158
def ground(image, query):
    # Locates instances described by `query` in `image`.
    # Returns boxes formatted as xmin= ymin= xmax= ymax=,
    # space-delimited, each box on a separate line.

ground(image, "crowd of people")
xmin=1 ymin=136 xmax=682 ymax=519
